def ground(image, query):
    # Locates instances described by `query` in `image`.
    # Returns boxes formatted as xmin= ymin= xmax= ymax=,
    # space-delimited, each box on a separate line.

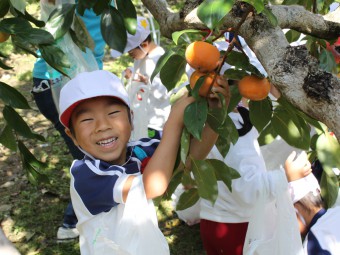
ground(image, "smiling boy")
xmin=58 ymin=70 xmax=229 ymax=254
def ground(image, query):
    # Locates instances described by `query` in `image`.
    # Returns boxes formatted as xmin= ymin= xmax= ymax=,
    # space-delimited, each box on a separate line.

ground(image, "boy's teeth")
xmin=97 ymin=137 xmax=117 ymax=145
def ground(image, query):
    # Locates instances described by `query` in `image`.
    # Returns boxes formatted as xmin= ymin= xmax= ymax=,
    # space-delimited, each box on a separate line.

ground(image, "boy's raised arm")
xmin=143 ymin=76 xmax=230 ymax=199
xmin=142 ymin=96 xmax=194 ymax=199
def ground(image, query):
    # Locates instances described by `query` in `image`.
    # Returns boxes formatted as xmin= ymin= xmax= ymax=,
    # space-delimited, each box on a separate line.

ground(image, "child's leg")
xmin=200 ymin=219 xmax=248 ymax=255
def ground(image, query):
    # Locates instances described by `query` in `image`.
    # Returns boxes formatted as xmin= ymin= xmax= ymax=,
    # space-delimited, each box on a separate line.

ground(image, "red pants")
xmin=200 ymin=219 xmax=248 ymax=255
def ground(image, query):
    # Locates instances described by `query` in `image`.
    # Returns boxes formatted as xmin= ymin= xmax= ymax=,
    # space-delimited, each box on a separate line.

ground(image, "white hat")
xmin=124 ymin=16 xmax=151 ymax=53
xmin=59 ymin=70 xmax=130 ymax=128
xmin=288 ymin=174 xmax=321 ymax=203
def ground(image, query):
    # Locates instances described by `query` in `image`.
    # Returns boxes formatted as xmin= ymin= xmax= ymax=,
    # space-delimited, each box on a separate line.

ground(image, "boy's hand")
xmin=167 ymin=94 xmax=195 ymax=127
xmin=207 ymin=76 xmax=230 ymax=109
xmin=124 ymin=68 xmax=132 ymax=79
xmin=284 ymin=151 xmax=312 ymax=182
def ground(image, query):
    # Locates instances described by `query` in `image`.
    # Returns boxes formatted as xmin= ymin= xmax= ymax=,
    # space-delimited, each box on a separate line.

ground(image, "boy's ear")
xmin=65 ymin=128 xmax=79 ymax=146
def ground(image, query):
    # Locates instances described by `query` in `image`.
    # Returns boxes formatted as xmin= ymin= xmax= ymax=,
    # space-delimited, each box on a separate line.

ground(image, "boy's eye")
xmin=108 ymin=111 xmax=120 ymax=116
xmin=80 ymin=118 xmax=93 ymax=122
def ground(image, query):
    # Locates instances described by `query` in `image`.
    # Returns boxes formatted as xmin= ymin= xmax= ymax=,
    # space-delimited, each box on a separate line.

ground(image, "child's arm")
xmin=142 ymin=96 xmax=195 ymax=199
xmin=143 ymin=77 xmax=230 ymax=199
xmin=284 ymin=151 xmax=312 ymax=182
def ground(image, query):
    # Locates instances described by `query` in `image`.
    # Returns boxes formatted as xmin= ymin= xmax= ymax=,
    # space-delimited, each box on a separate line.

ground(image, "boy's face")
xmin=66 ymin=96 xmax=132 ymax=165
xmin=128 ymin=42 xmax=148 ymax=60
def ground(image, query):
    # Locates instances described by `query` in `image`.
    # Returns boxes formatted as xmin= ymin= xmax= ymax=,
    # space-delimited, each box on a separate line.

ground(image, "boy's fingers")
xmin=303 ymin=167 xmax=312 ymax=176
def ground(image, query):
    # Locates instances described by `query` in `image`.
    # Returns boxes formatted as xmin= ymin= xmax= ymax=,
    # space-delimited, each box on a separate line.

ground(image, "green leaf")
xmin=39 ymin=44 xmax=71 ymax=77
xmin=320 ymin=170 xmax=338 ymax=208
xmin=316 ymin=132 xmax=340 ymax=174
xmin=163 ymin=169 xmax=183 ymax=200
xmin=3 ymin=106 xmax=45 ymax=141
xmin=242 ymin=0 xmax=265 ymax=13
xmin=191 ymin=74 xmax=207 ymax=100
xmin=207 ymin=108 xmax=226 ymax=132
xmin=218 ymin=115 xmax=239 ymax=144
xmin=184 ymin=100 xmax=208 ymax=141
xmin=180 ymin=128 xmax=190 ymax=164
xmin=101 ymin=6 xmax=127 ymax=53
xmin=92 ymin=0 xmax=110 ymax=16
xmin=0 ymin=81 xmax=30 ymax=109
xmin=223 ymin=68 xmax=248 ymax=80
xmin=18 ymin=141 xmax=49 ymax=185
xmin=271 ymin=106 xmax=309 ymax=150
xmin=0 ymin=125 xmax=17 ymax=151
xmin=285 ymin=30 xmax=301 ymax=44
xmin=9 ymin=0 xmax=26 ymax=14
xmin=261 ymin=7 xmax=278 ymax=27
xmin=16 ymin=28 xmax=54 ymax=45
xmin=172 ymin=29 xmax=202 ymax=45
xmin=295 ymin=110 xmax=324 ymax=133
xmin=160 ymin=54 xmax=186 ymax=91
xmin=0 ymin=17 xmax=32 ymax=34
xmin=45 ymin=4 xmax=76 ymax=40
xmin=176 ymin=188 xmax=200 ymax=211
xmin=116 ymin=0 xmax=137 ymax=35
xmin=257 ymin=122 xmax=277 ymax=146
xmin=225 ymin=51 xmax=264 ymax=77
xmin=208 ymin=159 xmax=240 ymax=192
xmin=0 ymin=0 xmax=10 ymax=18
xmin=72 ymin=14 xmax=95 ymax=51
xmin=151 ymin=50 xmax=176 ymax=82
xmin=227 ymin=85 xmax=242 ymax=113
xmin=215 ymin=135 xmax=231 ymax=157
xmin=249 ymin=98 xmax=272 ymax=132
xmin=11 ymin=35 xmax=39 ymax=58
xmin=18 ymin=140 xmax=48 ymax=169
xmin=319 ymin=48 xmax=337 ymax=73
xmin=182 ymin=170 xmax=196 ymax=187
xmin=191 ymin=159 xmax=218 ymax=204
xmin=14 ymin=9 xmax=45 ymax=28
xmin=197 ymin=0 xmax=233 ymax=30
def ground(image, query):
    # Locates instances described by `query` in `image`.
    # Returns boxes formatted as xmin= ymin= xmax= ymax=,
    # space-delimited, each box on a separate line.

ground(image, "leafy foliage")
xmin=0 ymin=0 xmax=339 ymax=213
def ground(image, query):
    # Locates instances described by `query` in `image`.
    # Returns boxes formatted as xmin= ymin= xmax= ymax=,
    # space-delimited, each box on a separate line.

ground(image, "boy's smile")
xmin=66 ymin=96 xmax=132 ymax=165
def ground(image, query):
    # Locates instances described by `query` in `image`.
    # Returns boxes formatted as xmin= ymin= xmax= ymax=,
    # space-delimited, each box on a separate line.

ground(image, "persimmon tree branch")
xmin=142 ymin=0 xmax=340 ymax=140
xmin=271 ymin=5 xmax=340 ymax=39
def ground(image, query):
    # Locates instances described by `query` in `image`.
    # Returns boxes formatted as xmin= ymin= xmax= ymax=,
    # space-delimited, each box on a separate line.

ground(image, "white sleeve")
xmin=222 ymin=127 xmax=288 ymax=206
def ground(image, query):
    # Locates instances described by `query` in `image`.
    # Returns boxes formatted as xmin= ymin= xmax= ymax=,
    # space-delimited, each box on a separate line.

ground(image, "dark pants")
xmin=32 ymin=78 xmax=82 ymax=228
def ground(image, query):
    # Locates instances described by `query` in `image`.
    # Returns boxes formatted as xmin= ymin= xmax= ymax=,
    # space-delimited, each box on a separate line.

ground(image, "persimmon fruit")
xmin=238 ymin=75 xmax=270 ymax=101
xmin=185 ymin=41 xmax=220 ymax=72
xmin=0 ymin=32 xmax=10 ymax=43
xmin=190 ymin=70 xmax=219 ymax=97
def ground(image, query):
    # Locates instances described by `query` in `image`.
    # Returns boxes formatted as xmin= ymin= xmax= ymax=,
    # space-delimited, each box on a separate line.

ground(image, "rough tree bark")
xmin=141 ymin=0 xmax=340 ymax=140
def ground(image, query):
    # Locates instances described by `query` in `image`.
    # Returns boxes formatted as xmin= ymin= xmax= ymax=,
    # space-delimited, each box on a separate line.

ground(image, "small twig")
xmin=211 ymin=28 xmax=234 ymax=42
xmin=212 ymin=4 xmax=254 ymax=84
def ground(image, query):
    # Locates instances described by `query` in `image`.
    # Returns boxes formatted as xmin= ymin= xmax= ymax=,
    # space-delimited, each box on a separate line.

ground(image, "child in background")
xmin=286 ymin=165 xmax=340 ymax=254
xmin=58 ymin=70 xmax=230 ymax=254
xmin=120 ymin=16 xmax=170 ymax=140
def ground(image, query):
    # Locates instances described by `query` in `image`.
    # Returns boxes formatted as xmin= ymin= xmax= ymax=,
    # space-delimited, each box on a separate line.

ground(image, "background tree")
xmin=0 ymin=0 xmax=339 ymax=209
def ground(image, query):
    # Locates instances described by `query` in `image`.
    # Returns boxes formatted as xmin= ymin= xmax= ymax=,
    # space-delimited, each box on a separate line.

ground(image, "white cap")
xmin=288 ymin=174 xmax=321 ymax=203
xmin=59 ymin=70 xmax=130 ymax=128
xmin=124 ymin=16 xmax=151 ymax=53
